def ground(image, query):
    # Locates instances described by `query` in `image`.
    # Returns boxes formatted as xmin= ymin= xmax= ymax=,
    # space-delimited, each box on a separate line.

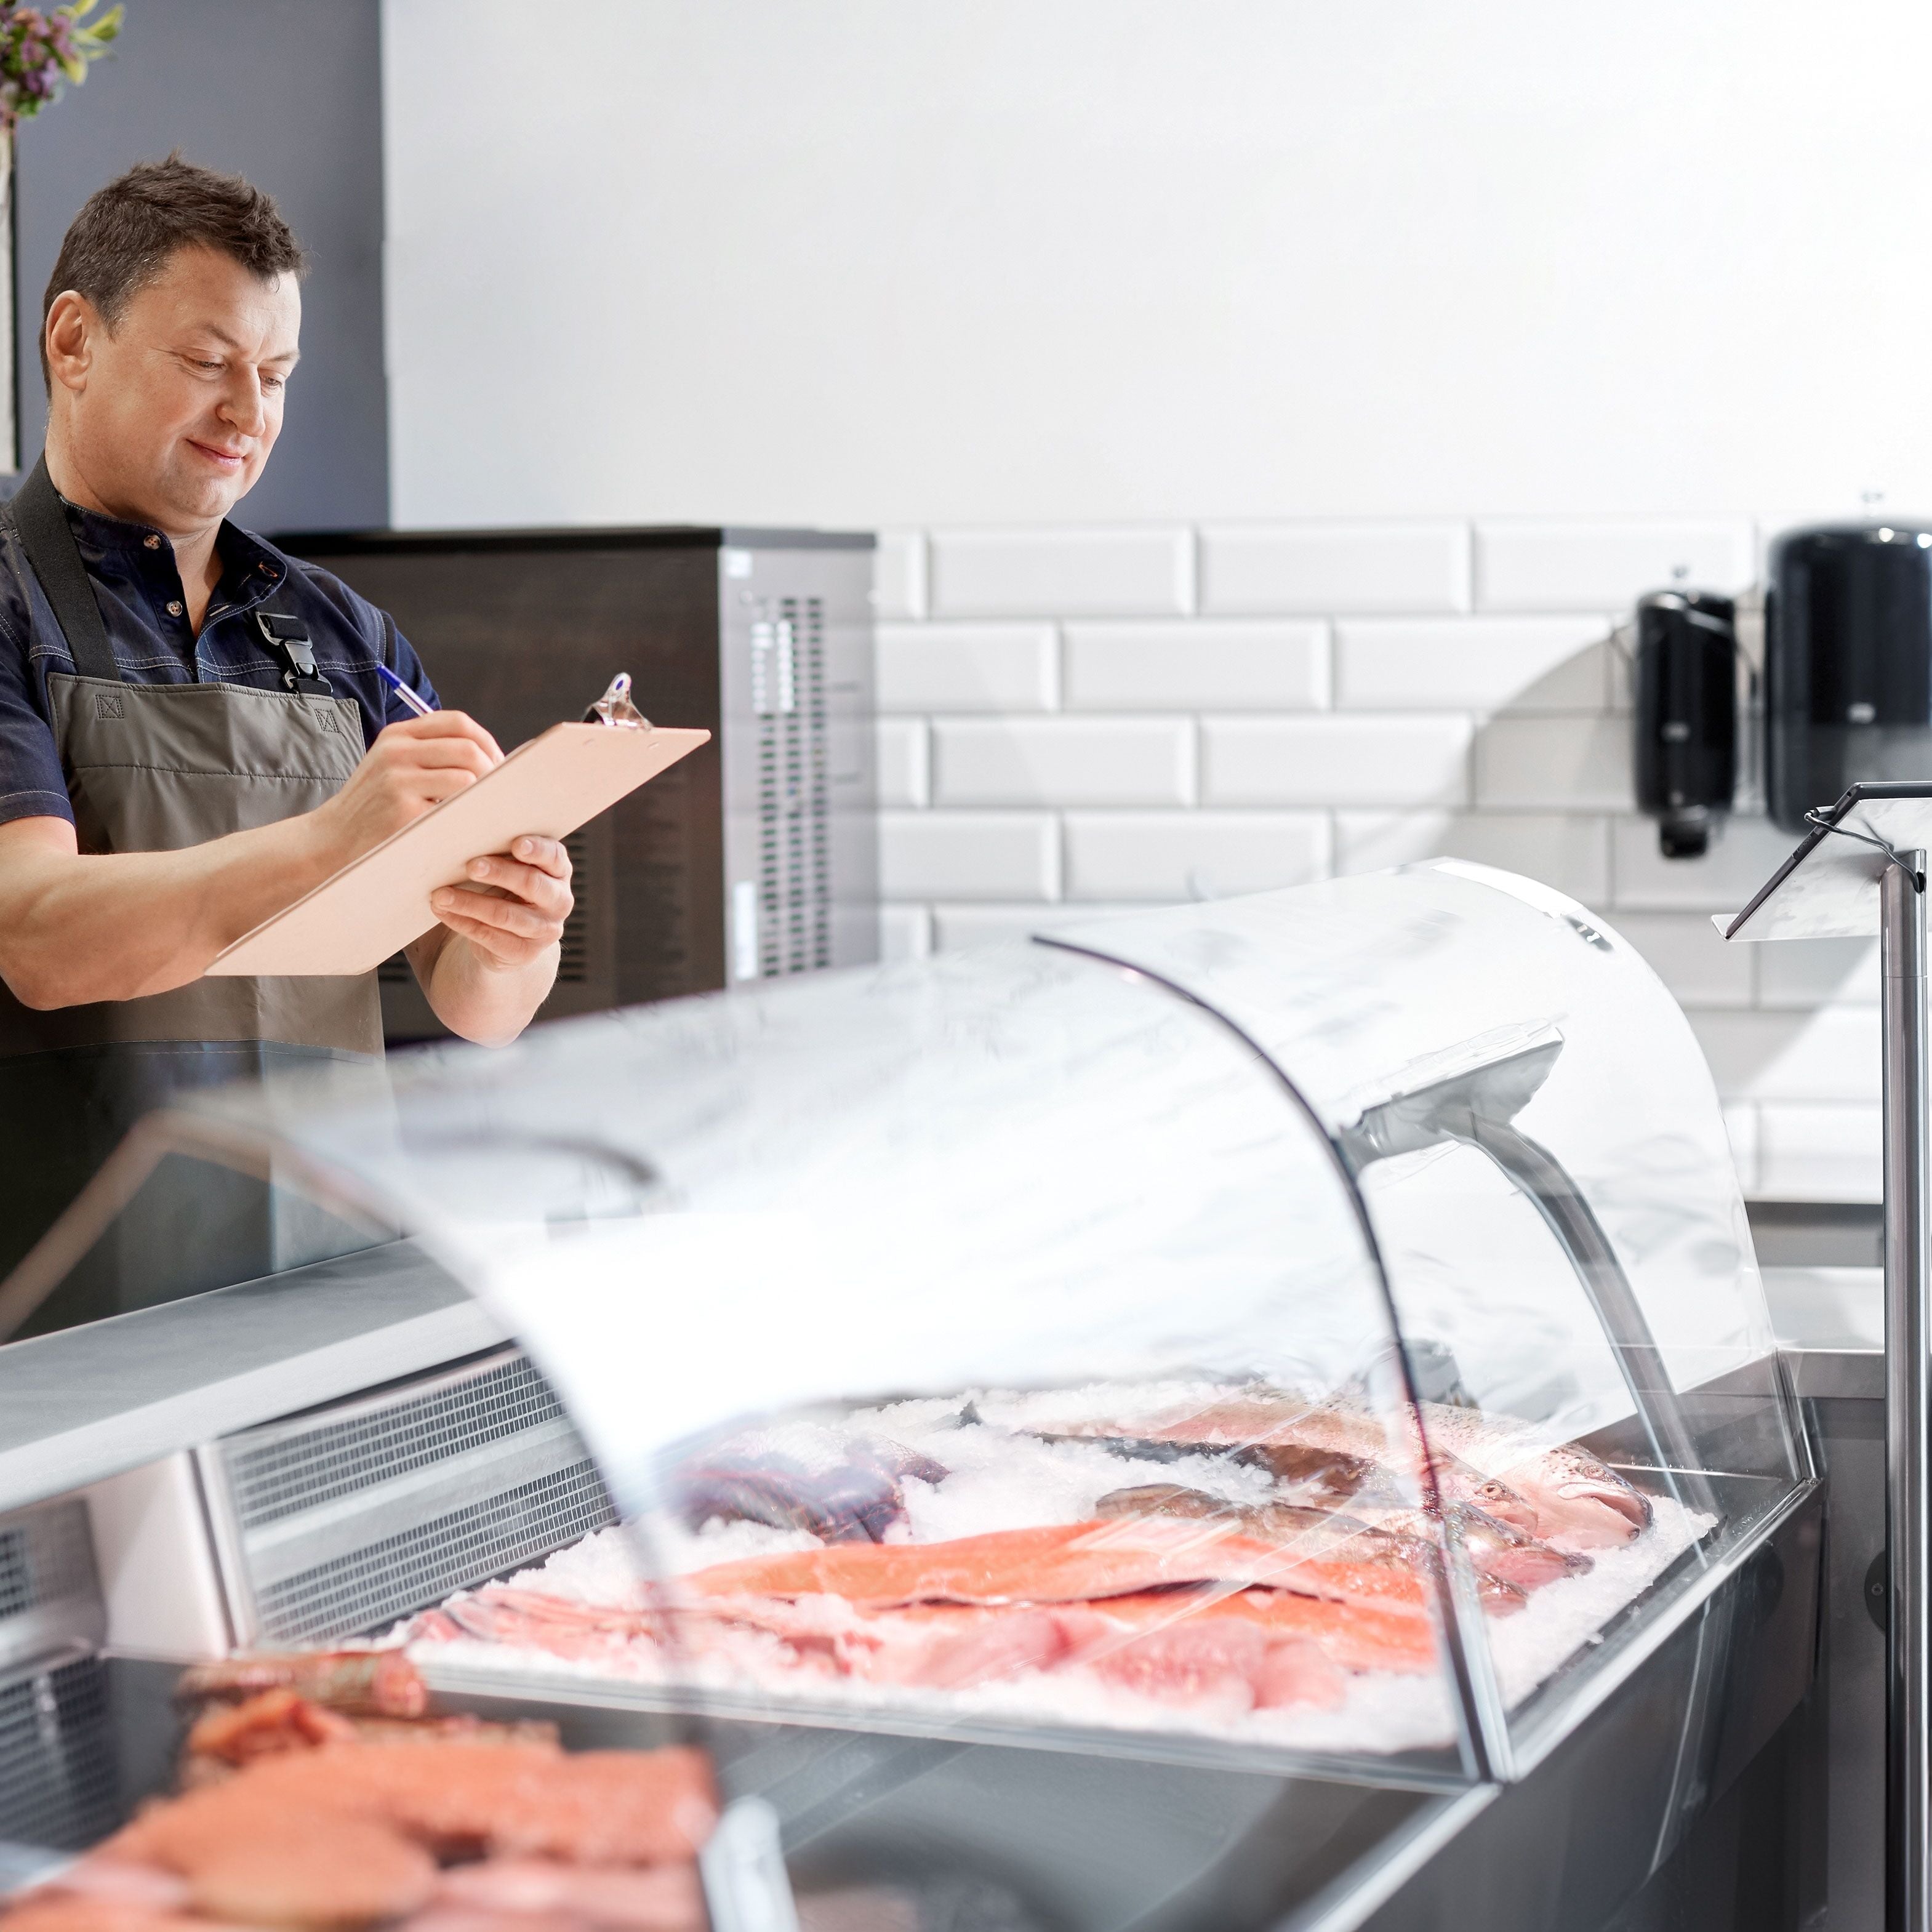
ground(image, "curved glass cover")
xmin=67 ymin=863 xmax=1806 ymax=1805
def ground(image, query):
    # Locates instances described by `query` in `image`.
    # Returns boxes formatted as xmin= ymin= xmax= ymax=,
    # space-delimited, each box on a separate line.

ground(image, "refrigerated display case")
xmin=0 ymin=861 xmax=1822 ymax=1931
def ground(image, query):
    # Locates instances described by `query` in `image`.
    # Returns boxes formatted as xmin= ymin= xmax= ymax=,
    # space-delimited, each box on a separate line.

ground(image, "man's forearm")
xmin=413 ymin=927 xmax=559 ymax=1047
xmin=0 ymin=813 xmax=346 ymax=1008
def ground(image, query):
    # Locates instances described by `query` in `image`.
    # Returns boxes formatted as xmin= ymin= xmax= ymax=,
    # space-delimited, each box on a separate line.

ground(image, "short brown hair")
xmin=41 ymin=153 xmax=305 ymax=392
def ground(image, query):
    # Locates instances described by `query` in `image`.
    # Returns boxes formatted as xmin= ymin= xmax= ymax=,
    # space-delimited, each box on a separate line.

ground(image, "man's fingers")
xmin=433 ymin=883 xmax=557 ymax=940
xmin=506 ymin=835 xmax=571 ymax=878
xmin=380 ymin=710 xmax=505 ymax=764
xmin=461 ymin=854 xmax=572 ymax=912
xmin=388 ymin=739 xmax=498 ymax=779
xmin=432 ymin=907 xmax=538 ymax=965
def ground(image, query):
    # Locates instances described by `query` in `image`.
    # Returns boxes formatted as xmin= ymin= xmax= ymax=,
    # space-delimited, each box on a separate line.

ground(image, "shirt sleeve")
xmin=380 ymin=611 xmax=441 ymax=721
xmin=0 ymin=593 xmax=73 ymax=828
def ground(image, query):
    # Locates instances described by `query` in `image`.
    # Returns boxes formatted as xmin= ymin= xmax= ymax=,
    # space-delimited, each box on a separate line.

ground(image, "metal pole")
xmin=1886 ymin=849 xmax=1930 ymax=1932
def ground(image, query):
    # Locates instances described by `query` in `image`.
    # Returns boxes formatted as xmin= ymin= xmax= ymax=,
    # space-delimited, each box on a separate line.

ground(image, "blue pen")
xmin=376 ymin=660 xmax=435 ymax=719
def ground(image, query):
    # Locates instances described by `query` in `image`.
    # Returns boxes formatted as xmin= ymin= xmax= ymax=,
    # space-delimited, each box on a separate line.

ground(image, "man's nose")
xmin=217 ymin=374 xmax=270 ymax=438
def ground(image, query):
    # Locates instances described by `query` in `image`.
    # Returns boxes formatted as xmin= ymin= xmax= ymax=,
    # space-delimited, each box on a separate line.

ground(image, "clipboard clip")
xmin=583 ymin=672 xmax=650 ymax=729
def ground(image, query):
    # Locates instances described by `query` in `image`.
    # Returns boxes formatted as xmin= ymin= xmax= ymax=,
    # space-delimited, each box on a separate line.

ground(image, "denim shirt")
xmin=0 ymin=493 xmax=439 ymax=829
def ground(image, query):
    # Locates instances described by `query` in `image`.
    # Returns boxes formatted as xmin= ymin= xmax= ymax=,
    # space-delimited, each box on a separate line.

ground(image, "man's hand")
xmin=309 ymin=712 xmax=504 ymax=863
xmin=430 ymin=836 xmax=574 ymax=970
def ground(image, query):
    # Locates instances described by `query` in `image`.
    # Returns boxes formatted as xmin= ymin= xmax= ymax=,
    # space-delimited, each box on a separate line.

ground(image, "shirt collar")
xmin=63 ymin=495 xmax=170 ymax=560
xmin=60 ymin=495 xmax=289 ymax=609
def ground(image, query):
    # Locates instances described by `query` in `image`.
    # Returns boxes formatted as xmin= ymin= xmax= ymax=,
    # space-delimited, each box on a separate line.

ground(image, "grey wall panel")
xmin=12 ymin=0 xmax=387 ymax=529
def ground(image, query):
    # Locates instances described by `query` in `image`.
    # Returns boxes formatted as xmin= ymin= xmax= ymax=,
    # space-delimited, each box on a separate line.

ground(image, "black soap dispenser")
xmin=1634 ymin=590 xmax=1739 ymax=859
xmin=1765 ymin=523 xmax=1932 ymax=833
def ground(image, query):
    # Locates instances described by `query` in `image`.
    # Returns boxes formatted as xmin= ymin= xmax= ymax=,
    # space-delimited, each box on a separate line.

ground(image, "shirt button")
xmin=143 ymin=534 xmax=161 ymax=550
xmin=166 ymin=599 xmax=184 ymax=617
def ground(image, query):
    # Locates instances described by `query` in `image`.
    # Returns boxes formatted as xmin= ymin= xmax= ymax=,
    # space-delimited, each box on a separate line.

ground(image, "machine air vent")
xmin=0 ymin=1502 xmax=105 ymax=1677
xmin=752 ymin=595 xmax=831 ymax=978
xmin=555 ymin=828 xmax=592 ymax=984
xmin=200 ymin=1347 xmax=618 ymax=1648
xmin=223 ymin=1352 xmax=571 ymax=1531
xmin=0 ymin=1652 xmax=118 ymax=1850
xmin=0 ymin=1504 xmax=95 ymax=1624
xmin=249 ymin=1461 xmax=617 ymax=1648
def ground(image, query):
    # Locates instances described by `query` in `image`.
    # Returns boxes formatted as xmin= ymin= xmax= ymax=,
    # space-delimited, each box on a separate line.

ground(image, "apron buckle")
xmin=255 ymin=610 xmax=334 ymax=698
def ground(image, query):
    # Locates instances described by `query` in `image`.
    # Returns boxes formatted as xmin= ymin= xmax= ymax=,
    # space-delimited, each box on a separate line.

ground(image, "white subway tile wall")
xmin=873 ymin=518 xmax=1882 ymax=1199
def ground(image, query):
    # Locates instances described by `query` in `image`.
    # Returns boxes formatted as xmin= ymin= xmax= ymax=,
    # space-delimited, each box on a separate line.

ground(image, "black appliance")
xmin=1766 ymin=522 xmax=1932 ymax=833
xmin=275 ymin=526 xmax=878 ymax=1044
xmin=1633 ymin=590 xmax=1738 ymax=858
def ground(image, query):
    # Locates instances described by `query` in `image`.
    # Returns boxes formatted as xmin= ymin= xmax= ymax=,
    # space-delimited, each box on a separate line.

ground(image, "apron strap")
xmin=12 ymin=455 xmax=336 ymax=699
xmin=10 ymin=455 xmax=121 ymax=684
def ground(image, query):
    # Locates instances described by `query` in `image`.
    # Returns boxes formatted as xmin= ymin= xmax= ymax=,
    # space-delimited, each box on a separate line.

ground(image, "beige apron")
xmin=0 ymin=459 xmax=383 ymax=1336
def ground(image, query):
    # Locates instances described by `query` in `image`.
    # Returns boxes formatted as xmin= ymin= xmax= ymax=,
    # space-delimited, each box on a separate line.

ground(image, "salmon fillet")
xmin=678 ymin=1518 xmax=1430 ymax=1615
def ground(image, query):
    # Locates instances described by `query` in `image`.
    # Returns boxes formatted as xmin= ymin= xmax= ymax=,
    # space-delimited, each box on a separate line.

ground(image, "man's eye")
xmin=262 ymin=375 xmax=286 ymax=391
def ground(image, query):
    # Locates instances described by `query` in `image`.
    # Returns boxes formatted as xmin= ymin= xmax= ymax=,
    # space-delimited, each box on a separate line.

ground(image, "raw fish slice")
xmin=1 ymin=1893 xmax=224 ymax=1932
xmin=110 ymin=1740 xmax=718 ymax=1871
xmin=175 ymin=1648 xmax=428 ymax=1718
xmin=1084 ymin=1617 xmax=1347 ymax=1714
xmin=675 ymin=1519 xmax=1432 ymax=1616
xmin=1088 ymin=1587 xmax=1439 ymax=1676
xmin=433 ymin=1857 xmax=707 ymax=1931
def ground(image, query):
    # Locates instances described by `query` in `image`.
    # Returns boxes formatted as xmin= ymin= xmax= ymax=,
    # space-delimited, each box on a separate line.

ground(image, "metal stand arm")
xmin=1886 ymin=851 xmax=1930 ymax=1932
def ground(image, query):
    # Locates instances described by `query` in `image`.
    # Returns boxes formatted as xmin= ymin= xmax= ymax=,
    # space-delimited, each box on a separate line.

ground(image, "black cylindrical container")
xmin=1634 ymin=590 xmax=1738 ymax=858
xmin=1766 ymin=523 xmax=1932 ymax=833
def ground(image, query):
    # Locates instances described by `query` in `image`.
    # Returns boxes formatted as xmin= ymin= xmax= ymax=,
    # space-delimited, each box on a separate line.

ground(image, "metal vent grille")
xmin=252 ymin=1458 xmax=616 ymax=1646
xmin=0 ymin=1504 xmax=97 ymax=1623
xmin=376 ymin=827 xmax=593 ymax=988
xmin=0 ymin=1653 xmax=118 ymax=1850
xmin=554 ymin=828 xmax=591 ymax=984
xmin=223 ymin=1353 xmax=569 ymax=1532
xmin=752 ymin=595 xmax=830 ymax=977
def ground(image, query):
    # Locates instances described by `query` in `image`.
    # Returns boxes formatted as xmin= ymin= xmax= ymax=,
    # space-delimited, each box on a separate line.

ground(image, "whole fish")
xmin=671 ymin=1433 xmax=948 ymax=1544
xmin=1032 ymin=1429 xmax=1378 ymax=1510
xmin=1030 ymin=1390 xmax=1649 ymax=1550
xmin=1092 ymin=1484 xmax=1536 ymax=1616
xmin=1405 ymin=1400 xmax=1652 ymax=1550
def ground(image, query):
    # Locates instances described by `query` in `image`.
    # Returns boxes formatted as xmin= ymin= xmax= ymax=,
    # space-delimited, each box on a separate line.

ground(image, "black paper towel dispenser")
xmin=1766 ymin=522 xmax=1932 ymax=833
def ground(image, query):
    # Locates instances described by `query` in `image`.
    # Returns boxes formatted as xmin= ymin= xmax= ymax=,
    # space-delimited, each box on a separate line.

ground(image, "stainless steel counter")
xmin=0 ymin=1239 xmax=505 ymax=1518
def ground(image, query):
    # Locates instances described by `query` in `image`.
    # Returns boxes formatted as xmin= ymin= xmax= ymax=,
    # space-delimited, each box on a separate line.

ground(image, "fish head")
xmin=1448 ymin=1503 xmax=1592 ymax=1587
xmin=1430 ymin=1454 xmax=1542 ymax=1536
xmin=1507 ymin=1450 xmax=1653 ymax=1550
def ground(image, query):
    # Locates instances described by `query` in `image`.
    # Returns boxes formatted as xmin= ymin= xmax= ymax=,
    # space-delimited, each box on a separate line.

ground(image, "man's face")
xmin=48 ymin=243 xmax=300 ymax=535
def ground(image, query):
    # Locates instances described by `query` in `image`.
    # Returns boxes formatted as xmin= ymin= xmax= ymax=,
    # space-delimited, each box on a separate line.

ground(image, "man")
xmin=0 ymin=156 xmax=572 ymax=1330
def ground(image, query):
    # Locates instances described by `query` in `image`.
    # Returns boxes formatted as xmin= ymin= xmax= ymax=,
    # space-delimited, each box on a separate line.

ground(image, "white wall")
xmin=381 ymin=0 xmax=1927 ymax=1198
xmin=383 ymin=0 xmax=1932 ymax=529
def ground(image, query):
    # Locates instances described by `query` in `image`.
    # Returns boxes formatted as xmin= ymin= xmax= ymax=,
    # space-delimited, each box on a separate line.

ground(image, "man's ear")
xmin=44 ymin=291 xmax=99 ymax=396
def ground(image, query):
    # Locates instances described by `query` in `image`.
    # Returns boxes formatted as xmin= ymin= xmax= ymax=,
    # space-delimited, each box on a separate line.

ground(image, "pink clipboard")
xmin=206 ymin=720 xmax=711 ymax=978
